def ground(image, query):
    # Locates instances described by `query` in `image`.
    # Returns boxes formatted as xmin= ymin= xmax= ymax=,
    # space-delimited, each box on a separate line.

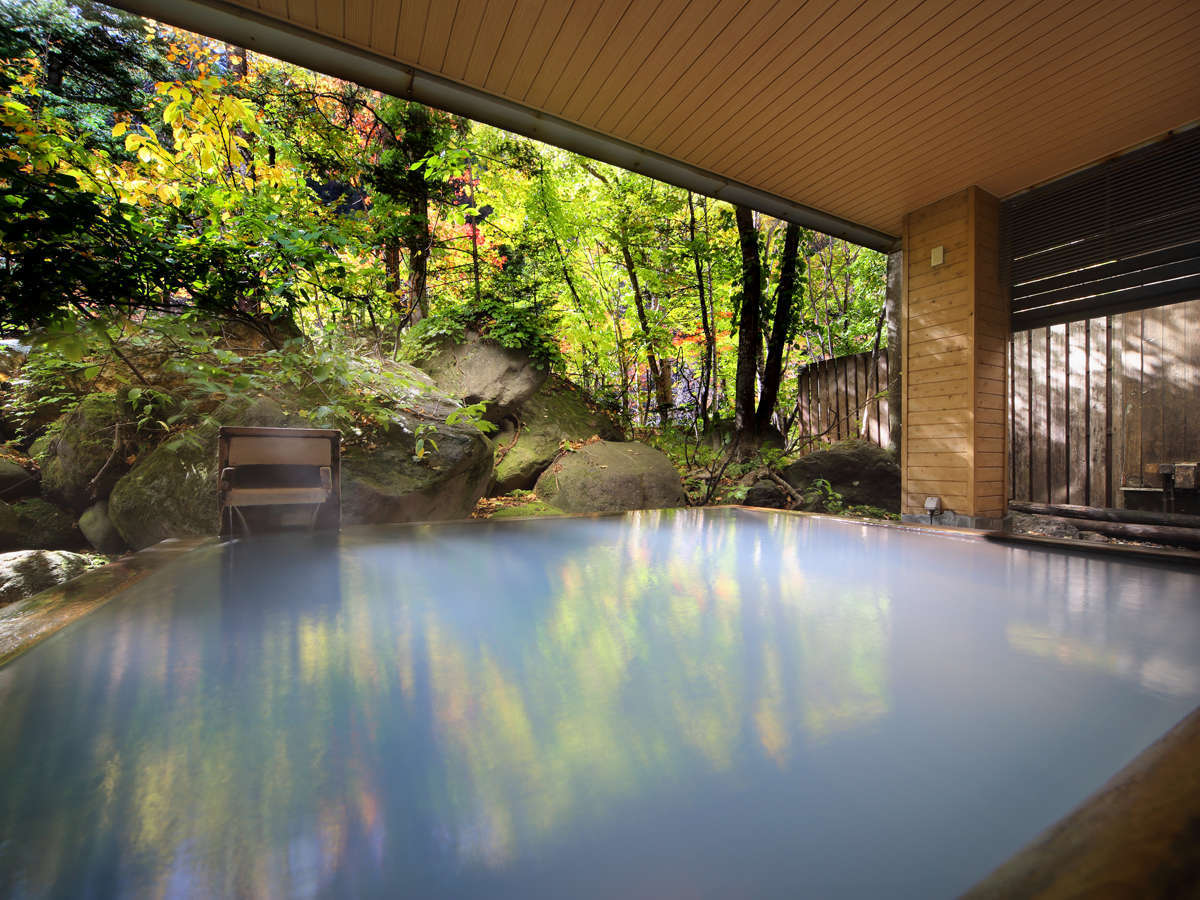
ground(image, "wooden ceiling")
xmin=116 ymin=0 xmax=1200 ymax=245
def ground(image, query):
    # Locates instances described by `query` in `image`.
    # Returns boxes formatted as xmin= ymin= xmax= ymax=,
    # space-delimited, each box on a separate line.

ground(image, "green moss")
xmin=0 ymin=498 xmax=82 ymax=550
xmin=489 ymin=499 xmax=565 ymax=519
xmin=107 ymin=428 xmax=219 ymax=550
xmin=493 ymin=375 xmax=623 ymax=493
xmin=36 ymin=393 xmax=125 ymax=510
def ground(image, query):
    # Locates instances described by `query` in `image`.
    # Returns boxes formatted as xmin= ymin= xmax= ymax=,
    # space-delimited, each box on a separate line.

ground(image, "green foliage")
xmin=0 ymin=4 xmax=893 ymax=503
xmin=804 ymin=477 xmax=844 ymax=514
xmin=0 ymin=0 xmax=178 ymax=135
xmin=842 ymin=504 xmax=900 ymax=521
xmin=402 ymin=292 xmax=562 ymax=370
xmin=411 ymin=422 xmax=437 ymax=462
xmin=445 ymin=403 xmax=497 ymax=435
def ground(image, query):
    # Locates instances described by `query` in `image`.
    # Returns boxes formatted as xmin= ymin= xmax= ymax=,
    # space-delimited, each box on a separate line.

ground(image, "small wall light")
xmin=930 ymin=245 xmax=944 ymax=267
xmin=924 ymin=496 xmax=942 ymax=524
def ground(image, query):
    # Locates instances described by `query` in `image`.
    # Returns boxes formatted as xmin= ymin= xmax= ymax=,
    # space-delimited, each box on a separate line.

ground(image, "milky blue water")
xmin=1 ymin=508 xmax=1198 ymax=898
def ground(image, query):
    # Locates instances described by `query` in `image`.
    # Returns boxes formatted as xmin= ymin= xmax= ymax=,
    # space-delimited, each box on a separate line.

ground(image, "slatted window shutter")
xmin=1002 ymin=128 xmax=1200 ymax=330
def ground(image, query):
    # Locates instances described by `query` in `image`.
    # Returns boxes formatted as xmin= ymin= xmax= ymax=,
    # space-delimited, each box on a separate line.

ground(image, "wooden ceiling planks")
xmin=838 ymin=20 xmax=1200 ymax=226
xmin=340 ymin=0 xmax=371 ymax=45
xmin=521 ymin=0 xmax=611 ymax=110
xmin=169 ymin=0 xmax=1200 ymax=238
xmin=481 ymin=0 xmax=546 ymax=92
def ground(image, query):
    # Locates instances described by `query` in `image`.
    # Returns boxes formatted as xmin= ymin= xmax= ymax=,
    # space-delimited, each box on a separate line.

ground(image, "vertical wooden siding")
xmin=795 ymin=350 xmax=891 ymax=450
xmin=1008 ymin=299 xmax=1200 ymax=507
xmin=902 ymin=190 xmax=972 ymax=515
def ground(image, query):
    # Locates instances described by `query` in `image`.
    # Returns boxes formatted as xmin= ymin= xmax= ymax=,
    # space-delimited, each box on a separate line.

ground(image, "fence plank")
xmin=1030 ymin=327 xmax=1050 ymax=503
xmin=1110 ymin=314 xmax=1126 ymax=507
xmin=1049 ymin=324 xmax=1069 ymax=504
xmin=1186 ymin=300 xmax=1200 ymax=457
xmin=848 ymin=355 xmax=858 ymax=439
xmin=1067 ymin=321 xmax=1088 ymax=504
xmin=1142 ymin=307 xmax=1165 ymax=487
xmin=800 ymin=371 xmax=810 ymax=440
xmin=1087 ymin=317 xmax=1109 ymax=507
xmin=1123 ymin=311 xmax=1144 ymax=489
xmin=1011 ymin=330 xmax=1031 ymax=501
xmin=838 ymin=357 xmax=848 ymax=440
xmin=880 ymin=353 xmax=891 ymax=449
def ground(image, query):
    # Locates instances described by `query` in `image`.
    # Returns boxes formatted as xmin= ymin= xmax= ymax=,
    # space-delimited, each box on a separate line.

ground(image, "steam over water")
xmin=2 ymin=508 xmax=1198 ymax=897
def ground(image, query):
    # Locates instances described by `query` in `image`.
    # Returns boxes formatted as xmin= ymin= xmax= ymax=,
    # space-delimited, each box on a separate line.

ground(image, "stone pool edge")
xmin=736 ymin=505 xmax=1200 ymax=567
xmin=0 ymin=537 xmax=212 ymax=668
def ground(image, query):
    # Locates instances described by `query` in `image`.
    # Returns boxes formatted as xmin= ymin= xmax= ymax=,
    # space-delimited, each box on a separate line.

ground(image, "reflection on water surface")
xmin=1 ymin=509 xmax=1198 ymax=898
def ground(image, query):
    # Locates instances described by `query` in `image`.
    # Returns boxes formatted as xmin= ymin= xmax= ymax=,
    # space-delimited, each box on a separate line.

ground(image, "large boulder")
xmin=743 ymin=478 xmax=790 ymax=509
xmin=341 ymin=418 xmax=493 ymax=525
xmin=781 ymin=439 xmax=900 ymax=512
xmin=0 ymin=457 xmax=39 ymax=500
xmin=79 ymin=500 xmax=127 ymax=555
xmin=34 ymin=394 xmax=126 ymax=510
xmin=416 ymin=331 xmax=547 ymax=424
xmin=0 ymin=498 xmax=83 ymax=551
xmin=0 ymin=549 xmax=94 ymax=607
xmin=107 ymin=430 xmax=219 ymax=550
xmin=534 ymin=441 xmax=685 ymax=514
xmin=491 ymin=375 xmax=624 ymax=494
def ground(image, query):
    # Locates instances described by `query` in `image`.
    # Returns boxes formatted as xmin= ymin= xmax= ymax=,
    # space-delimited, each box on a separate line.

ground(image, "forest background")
xmin=0 ymin=1 xmax=887 ymax=496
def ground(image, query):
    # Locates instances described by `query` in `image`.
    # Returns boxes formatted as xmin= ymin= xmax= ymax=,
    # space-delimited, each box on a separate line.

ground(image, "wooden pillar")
xmin=901 ymin=186 xmax=1007 ymax=528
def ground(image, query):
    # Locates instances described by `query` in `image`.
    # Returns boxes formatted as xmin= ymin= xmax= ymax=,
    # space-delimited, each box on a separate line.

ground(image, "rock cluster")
xmin=740 ymin=439 xmax=901 ymax=513
xmin=2 ymin=330 xmax=689 ymax=562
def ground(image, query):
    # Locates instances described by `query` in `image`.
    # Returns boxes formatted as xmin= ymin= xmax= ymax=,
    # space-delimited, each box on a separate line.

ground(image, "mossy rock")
xmin=416 ymin=330 xmax=547 ymax=424
xmin=0 ymin=549 xmax=94 ymax=607
xmin=341 ymin=416 xmax=493 ymax=525
xmin=0 ymin=457 xmax=38 ymax=500
xmin=36 ymin=394 xmax=126 ymax=511
xmin=488 ymin=499 xmax=565 ymax=519
xmin=104 ymin=396 xmax=300 ymax=550
xmin=781 ymin=439 xmax=900 ymax=513
xmin=534 ymin=440 xmax=685 ymax=514
xmin=0 ymin=498 xmax=83 ymax=551
xmin=79 ymin=500 xmax=127 ymax=555
xmin=108 ymin=430 xmax=219 ymax=550
xmin=491 ymin=374 xmax=624 ymax=494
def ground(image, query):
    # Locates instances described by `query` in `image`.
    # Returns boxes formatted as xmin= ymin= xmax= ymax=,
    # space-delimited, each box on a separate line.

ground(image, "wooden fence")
xmin=1009 ymin=299 xmax=1200 ymax=508
xmin=794 ymin=349 xmax=892 ymax=449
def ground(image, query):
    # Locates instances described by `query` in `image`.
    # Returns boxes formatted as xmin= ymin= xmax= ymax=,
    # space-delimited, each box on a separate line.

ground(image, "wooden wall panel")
xmin=1010 ymin=330 xmax=1031 ymax=502
xmin=1008 ymin=300 xmax=1200 ymax=509
xmin=901 ymin=187 xmax=1005 ymax=520
xmin=1086 ymin=318 xmax=1108 ymax=507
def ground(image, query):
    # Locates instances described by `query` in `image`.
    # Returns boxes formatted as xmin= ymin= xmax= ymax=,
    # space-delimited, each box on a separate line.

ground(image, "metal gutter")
xmin=106 ymin=0 xmax=900 ymax=252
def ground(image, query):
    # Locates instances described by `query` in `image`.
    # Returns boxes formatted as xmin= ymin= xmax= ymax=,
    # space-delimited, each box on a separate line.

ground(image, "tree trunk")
xmin=468 ymin=180 xmax=482 ymax=304
xmin=404 ymin=197 xmax=430 ymax=322
xmin=733 ymin=205 xmax=762 ymax=436
xmin=619 ymin=241 xmax=672 ymax=419
xmin=689 ymin=193 xmax=715 ymax=431
xmin=755 ymin=223 xmax=801 ymax=432
xmin=384 ymin=241 xmax=401 ymax=295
